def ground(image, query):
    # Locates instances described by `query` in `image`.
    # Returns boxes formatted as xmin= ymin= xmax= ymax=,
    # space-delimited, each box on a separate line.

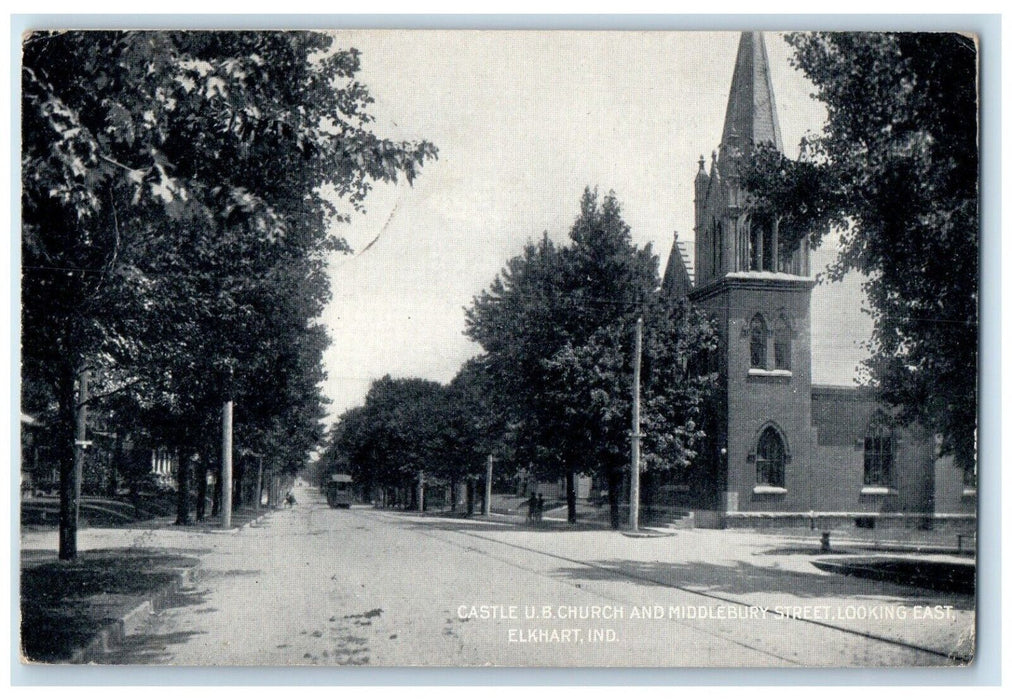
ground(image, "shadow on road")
xmin=97 ymin=630 xmax=208 ymax=664
xmin=369 ymin=508 xmax=613 ymax=534
xmin=547 ymin=558 xmax=976 ymax=610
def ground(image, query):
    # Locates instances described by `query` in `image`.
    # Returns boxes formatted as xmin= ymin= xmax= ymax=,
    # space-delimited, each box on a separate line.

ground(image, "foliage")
xmin=743 ymin=32 xmax=977 ymax=469
xmin=327 ymin=376 xmax=452 ymax=494
xmin=442 ymin=356 xmax=507 ymax=483
xmin=466 ymin=189 xmax=717 ymax=522
xmin=742 ymin=140 xmax=845 ymax=254
xmin=21 ymin=31 xmax=436 ymax=546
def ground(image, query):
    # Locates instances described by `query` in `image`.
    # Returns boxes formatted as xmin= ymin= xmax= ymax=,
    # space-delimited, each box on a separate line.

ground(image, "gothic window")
xmin=716 ymin=221 xmax=723 ymax=273
xmin=749 ymin=225 xmax=762 ymax=271
xmin=762 ymin=225 xmax=775 ymax=271
xmin=749 ymin=216 xmax=775 ymax=271
xmin=755 ymin=426 xmax=786 ymax=488
xmin=774 ymin=313 xmax=791 ymax=371
xmin=711 ymin=221 xmax=718 ymax=277
xmin=749 ymin=314 xmax=767 ymax=369
xmin=863 ymin=416 xmax=895 ymax=487
xmin=963 ymin=463 xmax=977 ymax=488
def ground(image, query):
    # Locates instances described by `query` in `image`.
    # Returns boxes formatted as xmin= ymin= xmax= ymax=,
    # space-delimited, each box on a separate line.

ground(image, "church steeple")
xmin=719 ymin=32 xmax=783 ymax=164
xmin=688 ymin=30 xmax=809 ymax=288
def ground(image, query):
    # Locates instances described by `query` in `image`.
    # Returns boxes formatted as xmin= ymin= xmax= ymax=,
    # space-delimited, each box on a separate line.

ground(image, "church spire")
xmin=719 ymin=32 xmax=783 ymax=162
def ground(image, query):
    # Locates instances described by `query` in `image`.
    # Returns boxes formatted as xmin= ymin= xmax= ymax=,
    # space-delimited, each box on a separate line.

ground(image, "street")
xmin=76 ymin=484 xmax=973 ymax=667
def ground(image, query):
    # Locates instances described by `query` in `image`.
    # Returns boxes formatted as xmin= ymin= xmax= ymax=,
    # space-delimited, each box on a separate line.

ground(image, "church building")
xmin=658 ymin=32 xmax=975 ymax=530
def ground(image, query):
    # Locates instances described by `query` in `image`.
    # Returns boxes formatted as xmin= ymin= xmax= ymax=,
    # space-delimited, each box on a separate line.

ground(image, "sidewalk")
xmin=19 ymin=505 xmax=272 ymax=663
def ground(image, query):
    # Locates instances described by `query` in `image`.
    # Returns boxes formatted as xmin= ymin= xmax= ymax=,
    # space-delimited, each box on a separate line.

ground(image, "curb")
xmin=241 ymin=510 xmax=272 ymax=530
xmin=66 ymin=510 xmax=273 ymax=661
xmin=70 ymin=566 xmax=200 ymax=664
xmin=621 ymin=529 xmax=676 ymax=538
xmin=184 ymin=509 xmax=273 ymax=535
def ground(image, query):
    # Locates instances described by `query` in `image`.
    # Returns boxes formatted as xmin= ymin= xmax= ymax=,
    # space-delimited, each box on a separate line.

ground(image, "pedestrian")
xmin=527 ymin=492 xmax=537 ymax=523
xmin=285 ymin=491 xmax=297 ymax=508
xmin=536 ymin=494 xmax=544 ymax=523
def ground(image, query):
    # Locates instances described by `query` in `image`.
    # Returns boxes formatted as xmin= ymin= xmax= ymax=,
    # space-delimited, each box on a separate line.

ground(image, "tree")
xmin=743 ymin=32 xmax=978 ymax=473
xmin=466 ymin=189 xmax=716 ymax=525
xmin=442 ymin=357 xmax=507 ymax=514
xmin=22 ymin=31 xmax=437 ymax=557
xmin=329 ymin=376 xmax=451 ymax=508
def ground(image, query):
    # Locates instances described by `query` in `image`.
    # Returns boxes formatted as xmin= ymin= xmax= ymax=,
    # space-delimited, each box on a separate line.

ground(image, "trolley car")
xmin=325 ymin=473 xmax=353 ymax=508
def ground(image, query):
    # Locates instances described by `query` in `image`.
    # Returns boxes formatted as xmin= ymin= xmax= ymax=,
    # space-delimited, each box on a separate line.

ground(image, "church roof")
xmin=661 ymin=233 xmax=694 ymax=298
xmin=720 ymin=31 xmax=783 ymax=159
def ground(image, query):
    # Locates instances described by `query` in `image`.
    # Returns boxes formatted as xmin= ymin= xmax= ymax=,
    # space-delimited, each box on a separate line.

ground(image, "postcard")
xmin=19 ymin=28 xmax=978 ymax=667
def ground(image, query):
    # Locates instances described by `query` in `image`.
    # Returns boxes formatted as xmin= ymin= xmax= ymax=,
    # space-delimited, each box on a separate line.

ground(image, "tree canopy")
xmin=21 ymin=30 xmax=437 ymax=554
xmin=466 ymin=189 xmax=717 ymax=525
xmin=743 ymin=32 xmax=978 ymax=471
xmin=325 ymin=376 xmax=453 ymax=503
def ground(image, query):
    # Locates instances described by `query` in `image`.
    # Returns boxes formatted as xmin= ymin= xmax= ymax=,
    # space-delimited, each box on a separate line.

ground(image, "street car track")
xmin=358 ymin=509 xmax=800 ymax=665
xmin=362 ymin=509 xmax=971 ymax=665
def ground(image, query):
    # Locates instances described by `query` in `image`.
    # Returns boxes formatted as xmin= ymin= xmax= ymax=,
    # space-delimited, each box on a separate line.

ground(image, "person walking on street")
xmin=527 ymin=492 xmax=537 ymax=523
xmin=536 ymin=494 xmax=545 ymax=523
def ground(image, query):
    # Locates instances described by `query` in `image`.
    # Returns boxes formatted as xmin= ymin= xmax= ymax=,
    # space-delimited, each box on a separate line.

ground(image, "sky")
xmin=318 ymin=30 xmax=873 ymax=420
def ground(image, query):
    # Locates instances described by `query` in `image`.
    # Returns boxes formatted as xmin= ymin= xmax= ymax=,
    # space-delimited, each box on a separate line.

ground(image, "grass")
xmin=20 ymin=548 xmax=200 ymax=663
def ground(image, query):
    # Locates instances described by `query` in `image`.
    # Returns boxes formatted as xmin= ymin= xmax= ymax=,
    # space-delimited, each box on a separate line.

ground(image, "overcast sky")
xmin=318 ymin=30 xmax=873 ymax=419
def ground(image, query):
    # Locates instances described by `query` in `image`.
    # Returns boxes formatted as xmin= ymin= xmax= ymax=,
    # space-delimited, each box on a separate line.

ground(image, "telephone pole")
xmin=60 ymin=368 xmax=89 ymax=560
xmin=220 ymin=398 xmax=233 ymax=529
xmin=628 ymin=317 xmax=643 ymax=532
xmin=483 ymin=455 xmax=494 ymax=516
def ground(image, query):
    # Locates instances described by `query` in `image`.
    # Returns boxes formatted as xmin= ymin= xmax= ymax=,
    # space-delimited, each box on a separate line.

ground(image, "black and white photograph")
xmin=17 ymin=25 xmax=980 ymax=669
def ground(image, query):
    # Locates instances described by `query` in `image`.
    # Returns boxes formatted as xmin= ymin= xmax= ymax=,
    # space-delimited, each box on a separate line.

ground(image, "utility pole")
xmin=628 ymin=317 xmax=643 ymax=532
xmin=483 ymin=455 xmax=494 ymax=516
xmin=255 ymin=453 xmax=264 ymax=511
xmin=220 ymin=361 xmax=234 ymax=529
xmin=60 ymin=368 xmax=89 ymax=560
xmin=417 ymin=470 xmax=425 ymax=512
xmin=220 ymin=399 xmax=233 ymax=529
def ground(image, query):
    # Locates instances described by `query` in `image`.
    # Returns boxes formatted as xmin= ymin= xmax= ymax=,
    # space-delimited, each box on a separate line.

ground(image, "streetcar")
xmin=325 ymin=473 xmax=353 ymax=508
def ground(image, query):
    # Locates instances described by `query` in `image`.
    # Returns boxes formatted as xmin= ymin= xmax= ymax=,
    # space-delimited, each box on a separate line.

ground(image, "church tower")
xmin=687 ymin=32 xmax=817 ymax=521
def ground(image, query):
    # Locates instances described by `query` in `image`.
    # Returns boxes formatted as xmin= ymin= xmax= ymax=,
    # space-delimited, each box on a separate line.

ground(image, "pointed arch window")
xmin=715 ymin=221 xmax=723 ymax=274
xmin=749 ymin=225 xmax=762 ymax=271
xmin=749 ymin=314 xmax=767 ymax=369
xmin=774 ymin=312 xmax=791 ymax=371
xmin=863 ymin=415 xmax=895 ymax=488
xmin=711 ymin=220 xmax=718 ymax=278
xmin=755 ymin=426 xmax=786 ymax=488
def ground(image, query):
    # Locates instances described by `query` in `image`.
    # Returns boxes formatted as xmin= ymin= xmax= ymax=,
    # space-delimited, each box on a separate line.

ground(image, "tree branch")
xmin=78 ymin=377 xmax=144 ymax=408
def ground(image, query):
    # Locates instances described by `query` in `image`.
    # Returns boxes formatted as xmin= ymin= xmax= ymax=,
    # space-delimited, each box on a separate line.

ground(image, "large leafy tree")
xmin=328 ymin=376 xmax=452 ymax=508
xmin=466 ymin=189 xmax=716 ymax=525
xmin=743 ymin=32 xmax=978 ymax=473
xmin=440 ymin=356 xmax=508 ymax=513
xmin=22 ymin=31 xmax=436 ymax=557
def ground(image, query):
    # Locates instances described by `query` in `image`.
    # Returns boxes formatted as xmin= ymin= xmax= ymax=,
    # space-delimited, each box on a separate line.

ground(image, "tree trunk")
xmin=176 ymin=448 xmax=192 ymax=525
xmin=449 ymin=479 xmax=458 ymax=513
xmin=233 ymin=459 xmax=244 ymax=509
xmin=56 ymin=364 xmax=81 ymax=560
xmin=196 ymin=460 xmax=208 ymax=521
xmin=211 ymin=469 xmax=221 ymax=517
xmin=417 ymin=470 xmax=424 ymax=512
xmin=107 ymin=431 xmax=122 ymax=498
xmin=466 ymin=479 xmax=475 ymax=517
xmin=608 ymin=467 xmax=621 ymax=530
xmin=566 ymin=469 xmax=577 ymax=524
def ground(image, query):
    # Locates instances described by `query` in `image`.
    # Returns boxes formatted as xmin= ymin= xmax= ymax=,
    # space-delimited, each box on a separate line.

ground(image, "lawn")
xmin=20 ymin=548 xmax=200 ymax=663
